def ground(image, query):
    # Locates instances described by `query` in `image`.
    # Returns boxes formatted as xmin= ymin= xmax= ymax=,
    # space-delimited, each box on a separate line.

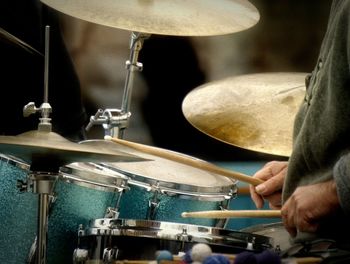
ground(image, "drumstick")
xmin=109 ymin=137 xmax=263 ymax=186
xmin=181 ymin=210 xmax=281 ymax=219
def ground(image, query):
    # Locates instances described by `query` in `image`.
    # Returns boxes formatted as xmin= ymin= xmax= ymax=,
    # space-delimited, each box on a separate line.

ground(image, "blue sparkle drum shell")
xmin=0 ymin=155 xmax=36 ymax=264
xmin=84 ymin=140 xmax=237 ymax=227
xmin=47 ymin=162 xmax=129 ymax=264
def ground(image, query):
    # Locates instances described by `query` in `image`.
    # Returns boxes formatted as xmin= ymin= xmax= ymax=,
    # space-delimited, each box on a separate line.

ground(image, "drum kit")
xmin=0 ymin=0 xmax=309 ymax=264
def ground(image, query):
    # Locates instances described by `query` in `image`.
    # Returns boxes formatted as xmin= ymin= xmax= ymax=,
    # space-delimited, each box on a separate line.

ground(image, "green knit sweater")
xmin=284 ymin=0 xmax=350 ymax=242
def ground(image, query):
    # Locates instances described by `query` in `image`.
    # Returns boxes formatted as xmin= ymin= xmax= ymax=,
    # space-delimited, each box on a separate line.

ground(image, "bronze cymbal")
xmin=40 ymin=0 xmax=260 ymax=36
xmin=0 ymin=130 xmax=146 ymax=169
xmin=0 ymin=27 xmax=43 ymax=56
xmin=182 ymin=72 xmax=307 ymax=157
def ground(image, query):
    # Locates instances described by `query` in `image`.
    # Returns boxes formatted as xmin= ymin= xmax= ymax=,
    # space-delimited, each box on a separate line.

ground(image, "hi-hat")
xmin=182 ymin=72 xmax=307 ymax=157
xmin=40 ymin=0 xmax=260 ymax=36
xmin=0 ymin=130 xmax=146 ymax=169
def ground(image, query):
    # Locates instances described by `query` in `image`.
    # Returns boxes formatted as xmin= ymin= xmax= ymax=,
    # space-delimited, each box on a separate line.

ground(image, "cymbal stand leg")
xmin=85 ymin=32 xmax=150 ymax=138
xmin=37 ymin=193 xmax=49 ymax=264
xmin=30 ymin=172 xmax=58 ymax=264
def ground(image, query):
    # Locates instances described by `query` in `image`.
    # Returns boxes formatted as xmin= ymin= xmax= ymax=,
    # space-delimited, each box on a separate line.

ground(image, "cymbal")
xmin=0 ymin=27 xmax=43 ymax=56
xmin=40 ymin=0 xmax=260 ymax=36
xmin=0 ymin=130 xmax=146 ymax=169
xmin=182 ymin=72 xmax=307 ymax=157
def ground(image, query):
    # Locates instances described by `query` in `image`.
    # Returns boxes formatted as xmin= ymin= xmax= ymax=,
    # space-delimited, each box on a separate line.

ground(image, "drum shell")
xmin=48 ymin=163 xmax=128 ymax=264
xmin=0 ymin=156 xmax=37 ymax=264
xmin=118 ymin=183 xmax=231 ymax=227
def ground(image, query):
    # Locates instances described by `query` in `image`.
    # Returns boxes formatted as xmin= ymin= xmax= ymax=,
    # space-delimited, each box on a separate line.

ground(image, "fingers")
xmin=281 ymin=200 xmax=297 ymax=237
xmin=250 ymin=161 xmax=287 ymax=209
xmin=281 ymin=194 xmax=320 ymax=237
xmin=255 ymin=172 xmax=284 ymax=196
xmin=250 ymin=184 xmax=264 ymax=209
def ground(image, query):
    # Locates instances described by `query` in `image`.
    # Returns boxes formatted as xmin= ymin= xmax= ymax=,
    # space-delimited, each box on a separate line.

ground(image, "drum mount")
xmin=85 ymin=32 xmax=150 ymax=138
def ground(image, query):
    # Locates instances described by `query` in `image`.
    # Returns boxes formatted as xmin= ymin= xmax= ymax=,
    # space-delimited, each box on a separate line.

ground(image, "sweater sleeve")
xmin=333 ymin=153 xmax=350 ymax=215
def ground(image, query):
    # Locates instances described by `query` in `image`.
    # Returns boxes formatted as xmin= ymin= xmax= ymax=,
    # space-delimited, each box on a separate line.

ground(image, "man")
xmin=250 ymin=0 xmax=350 ymax=251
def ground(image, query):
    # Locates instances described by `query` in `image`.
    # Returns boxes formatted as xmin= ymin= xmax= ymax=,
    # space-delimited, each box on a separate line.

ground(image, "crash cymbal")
xmin=40 ymin=0 xmax=259 ymax=36
xmin=0 ymin=130 xmax=146 ymax=169
xmin=0 ymin=27 xmax=43 ymax=56
xmin=182 ymin=72 xmax=307 ymax=157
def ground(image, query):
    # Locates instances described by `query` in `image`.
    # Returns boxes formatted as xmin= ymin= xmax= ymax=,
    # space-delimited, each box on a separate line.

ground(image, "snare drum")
xmin=47 ymin=162 xmax=129 ymax=264
xmin=87 ymin=140 xmax=236 ymax=227
xmin=75 ymin=218 xmax=273 ymax=262
xmin=0 ymin=155 xmax=37 ymax=264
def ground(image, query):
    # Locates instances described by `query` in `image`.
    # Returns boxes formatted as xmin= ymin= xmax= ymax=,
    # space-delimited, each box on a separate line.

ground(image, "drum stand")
xmin=86 ymin=31 xmax=150 ymax=138
xmin=18 ymin=25 xmax=61 ymax=264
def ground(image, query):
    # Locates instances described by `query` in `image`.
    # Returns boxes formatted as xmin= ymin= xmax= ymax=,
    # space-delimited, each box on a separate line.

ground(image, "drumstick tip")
xmin=181 ymin=212 xmax=189 ymax=218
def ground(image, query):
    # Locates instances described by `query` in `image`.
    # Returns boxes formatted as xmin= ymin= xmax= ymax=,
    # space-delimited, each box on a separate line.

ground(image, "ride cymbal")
xmin=0 ymin=130 xmax=146 ymax=169
xmin=40 ymin=0 xmax=260 ymax=36
xmin=182 ymin=72 xmax=307 ymax=157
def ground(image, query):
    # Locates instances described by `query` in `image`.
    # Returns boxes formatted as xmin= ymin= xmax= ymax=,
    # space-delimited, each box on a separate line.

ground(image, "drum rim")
xmin=100 ymin=162 xmax=236 ymax=201
xmin=79 ymin=140 xmax=236 ymax=195
xmin=0 ymin=154 xmax=30 ymax=171
xmin=82 ymin=218 xmax=273 ymax=251
xmin=59 ymin=162 xmax=129 ymax=192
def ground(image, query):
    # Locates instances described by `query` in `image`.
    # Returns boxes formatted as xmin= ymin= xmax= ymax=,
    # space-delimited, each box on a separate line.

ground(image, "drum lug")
xmin=103 ymin=247 xmax=119 ymax=263
xmin=215 ymin=198 xmax=232 ymax=228
xmin=176 ymin=227 xmax=193 ymax=251
xmin=16 ymin=179 xmax=30 ymax=192
xmin=72 ymin=248 xmax=89 ymax=263
xmin=105 ymin=207 xmax=120 ymax=219
xmin=147 ymin=186 xmax=161 ymax=220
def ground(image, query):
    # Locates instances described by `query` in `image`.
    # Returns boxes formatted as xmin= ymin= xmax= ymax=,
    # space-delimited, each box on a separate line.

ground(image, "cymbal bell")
xmin=40 ymin=0 xmax=260 ymax=36
xmin=0 ymin=130 xmax=146 ymax=170
xmin=182 ymin=72 xmax=307 ymax=157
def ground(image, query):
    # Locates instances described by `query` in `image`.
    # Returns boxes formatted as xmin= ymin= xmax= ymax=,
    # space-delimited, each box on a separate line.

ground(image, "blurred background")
xmin=59 ymin=0 xmax=331 ymax=163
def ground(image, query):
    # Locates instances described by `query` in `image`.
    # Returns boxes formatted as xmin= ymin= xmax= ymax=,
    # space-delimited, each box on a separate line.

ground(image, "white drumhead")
xmin=79 ymin=140 xmax=235 ymax=196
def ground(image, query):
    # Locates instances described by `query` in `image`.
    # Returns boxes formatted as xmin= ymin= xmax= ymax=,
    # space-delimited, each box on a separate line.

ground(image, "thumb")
xmin=255 ymin=172 xmax=284 ymax=196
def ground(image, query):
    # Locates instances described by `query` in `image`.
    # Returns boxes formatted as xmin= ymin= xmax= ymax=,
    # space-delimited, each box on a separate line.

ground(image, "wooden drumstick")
xmin=181 ymin=210 xmax=281 ymax=219
xmin=109 ymin=137 xmax=263 ymax=186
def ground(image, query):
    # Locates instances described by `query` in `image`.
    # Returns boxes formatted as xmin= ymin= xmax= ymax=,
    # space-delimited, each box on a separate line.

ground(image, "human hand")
xmin=281 ymin=180 xmax=340 ymax=237
xmin=250 ymin=161 xmax=288 ymax=209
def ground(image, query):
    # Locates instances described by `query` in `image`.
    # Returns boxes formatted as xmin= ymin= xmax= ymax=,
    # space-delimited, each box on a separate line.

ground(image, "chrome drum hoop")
xmin=59 ymin=162 xmax=129 ymax=192
xmin=101 ymin=163 xmax=237 ymax=202
xmin=81 ymin=218 xmax=273 ymax=252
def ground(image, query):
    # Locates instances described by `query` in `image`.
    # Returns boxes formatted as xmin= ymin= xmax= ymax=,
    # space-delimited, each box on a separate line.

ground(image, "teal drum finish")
xmin=48 ymin=162 xmax=129 ymax=264
xmin=0 ymin=155 xmax=37 ymax=264
xmin=117 ymin=183 xmax=228 ymax=226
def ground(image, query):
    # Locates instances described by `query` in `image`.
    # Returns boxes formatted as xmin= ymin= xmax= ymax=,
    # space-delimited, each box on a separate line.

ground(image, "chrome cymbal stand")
xmin=85 ymin=32 xmax=150 ymax=138
xmin=22 ymin=25 xmax=58 ymax=264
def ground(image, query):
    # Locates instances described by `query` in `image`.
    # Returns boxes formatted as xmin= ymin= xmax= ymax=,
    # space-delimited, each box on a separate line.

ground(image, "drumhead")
xmin=59 ymin=162 xmax=129 ymax=192
xmin=83 ymin=218 xmax=273 ymax=253
xmin=79 ymin=140 xmax=236 ymax=200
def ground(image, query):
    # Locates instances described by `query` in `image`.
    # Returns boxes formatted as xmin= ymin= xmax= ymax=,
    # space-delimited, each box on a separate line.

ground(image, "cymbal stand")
xmin=22 ymin=25 xmax=58 ymax=264
xmin=85 ymin=32 xmax=150 ymax=138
